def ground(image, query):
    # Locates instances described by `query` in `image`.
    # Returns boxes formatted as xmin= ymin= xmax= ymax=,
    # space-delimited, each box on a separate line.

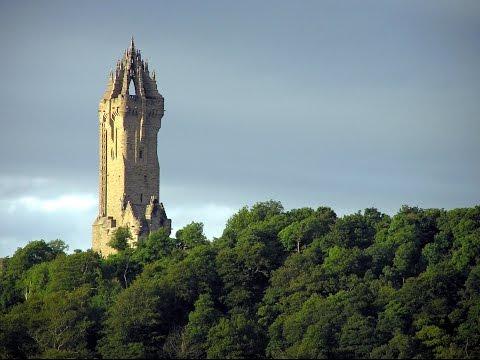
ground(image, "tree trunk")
xmin=123 ymin=257 xmax=130 ymax=288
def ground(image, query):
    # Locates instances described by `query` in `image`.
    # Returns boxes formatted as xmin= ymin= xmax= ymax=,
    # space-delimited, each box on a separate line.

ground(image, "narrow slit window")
xmin=140 ymin=193 xmax=143 ymax=203
xmin=139 ymin=150 xmax=143 ymax=159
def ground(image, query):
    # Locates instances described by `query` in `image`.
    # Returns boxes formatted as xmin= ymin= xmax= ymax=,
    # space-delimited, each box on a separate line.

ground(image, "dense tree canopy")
xmin=1 ymin=203 xmax=479 ymax=358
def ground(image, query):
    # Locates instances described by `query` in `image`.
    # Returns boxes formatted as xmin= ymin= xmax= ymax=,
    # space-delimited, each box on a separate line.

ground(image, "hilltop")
xmin=1 ymin=201 xmax=479 ymax=358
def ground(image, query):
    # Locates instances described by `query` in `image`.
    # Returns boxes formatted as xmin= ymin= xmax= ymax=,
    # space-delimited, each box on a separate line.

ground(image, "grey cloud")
xmin=0 ymin=1 xmax=479 ymax=255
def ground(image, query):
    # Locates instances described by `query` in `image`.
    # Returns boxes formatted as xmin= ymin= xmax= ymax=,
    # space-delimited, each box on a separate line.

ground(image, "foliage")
xmin=176 ymin=222 xmax=208 ymax=250
xmin=108 ymin=227 xmax=132 ymax=251
xmin=1 ymin=203 xmax=479 ymax=358
xmin=181 ymin=293 xmax=221 ymax=358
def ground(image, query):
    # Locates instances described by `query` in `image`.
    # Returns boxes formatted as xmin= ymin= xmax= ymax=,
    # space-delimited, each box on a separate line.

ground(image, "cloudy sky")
xmin=0 ymin=1 xmax=479 ymax=256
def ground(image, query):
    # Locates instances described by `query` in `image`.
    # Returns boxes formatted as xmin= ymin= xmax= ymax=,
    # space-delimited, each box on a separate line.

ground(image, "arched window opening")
xmin=128 ymin=79 xmax=136 ymax=95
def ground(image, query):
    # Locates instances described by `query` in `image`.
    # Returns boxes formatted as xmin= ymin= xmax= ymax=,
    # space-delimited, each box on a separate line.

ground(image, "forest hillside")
xmin=1 ymin=201 xmax=479 ymax=358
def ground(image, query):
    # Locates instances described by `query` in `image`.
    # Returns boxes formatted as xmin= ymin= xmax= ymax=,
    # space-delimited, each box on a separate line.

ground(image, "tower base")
xmin=92 ymin=200 xmax=171 ymax=257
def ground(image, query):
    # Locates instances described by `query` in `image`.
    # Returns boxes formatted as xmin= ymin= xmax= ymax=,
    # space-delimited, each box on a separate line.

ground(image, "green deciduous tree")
xmin=181 ymin=293 xmax=221 ymax=358
xmin=176 ymin=222 xmax=208 ymax=250
xmin=206 ymin=312 xmax=264 ymax=359
xmin=108 ymin=227 xmax=132 ymax=251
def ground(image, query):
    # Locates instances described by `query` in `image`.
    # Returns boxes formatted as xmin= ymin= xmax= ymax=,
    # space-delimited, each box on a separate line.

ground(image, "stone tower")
xmin=92 ymin=38 xmax=171 ymax=256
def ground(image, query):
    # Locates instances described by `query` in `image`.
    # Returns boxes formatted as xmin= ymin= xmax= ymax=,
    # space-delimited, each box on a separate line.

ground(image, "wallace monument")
xmin=92 ymin=39 xmax=171 ymax=256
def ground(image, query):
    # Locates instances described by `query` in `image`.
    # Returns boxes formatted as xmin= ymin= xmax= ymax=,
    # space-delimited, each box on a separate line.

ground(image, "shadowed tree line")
xmin=1 ymin=201 xmax=479 ymax=359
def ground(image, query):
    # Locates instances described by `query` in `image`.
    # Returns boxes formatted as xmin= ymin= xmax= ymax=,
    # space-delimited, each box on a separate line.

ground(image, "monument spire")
xmin=100 ymin=38 xmax=161 ymax=99
xmin=130 ymin=36 xmax=135 ymax=52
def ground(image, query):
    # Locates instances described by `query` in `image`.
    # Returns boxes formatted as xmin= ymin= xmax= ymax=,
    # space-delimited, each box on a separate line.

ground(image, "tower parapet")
xmin=92 ymin=39 xmax=171 ymax=256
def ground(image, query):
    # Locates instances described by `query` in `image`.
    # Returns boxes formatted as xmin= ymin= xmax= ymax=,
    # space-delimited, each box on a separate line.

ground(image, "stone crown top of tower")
xmin=102 ymin=37 xmax=162 ymax=101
